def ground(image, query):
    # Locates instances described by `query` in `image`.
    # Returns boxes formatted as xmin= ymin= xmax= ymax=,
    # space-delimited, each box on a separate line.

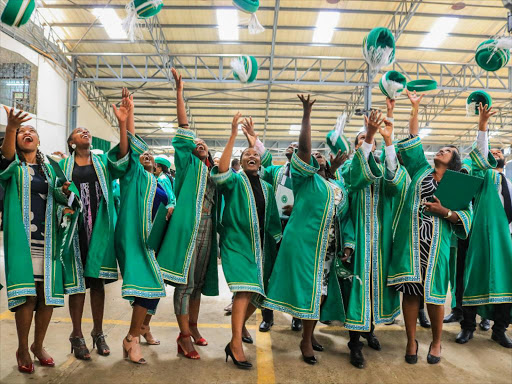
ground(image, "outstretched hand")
xmin=171 ymin=68 xmax=184 ymax=92
xmin=386 ymin=97 xmax=395 ymax=112
xmin=242 ymin=117 xmax=258 ymax=147
xmin=329 ymin=150 xmax=348 ymax=173
xmin=297 ymin=94 xmax=316 ymax=113
xmin=3 ymin=106 xmax=31 ymax=131
xmin=406 ymin=89 xmax=424 ymax=109
xmin=379 ymin=118 xmax=394 ymax=145
xmin=231 ymin=112 xmax=242 ymax=137
xmin=478 ymin=103 xmax=497 ymax=129
xmin=364 ymin=110 xmax=385 ymax=137
xmin=112 ymin=87 xmax=133 ymax=123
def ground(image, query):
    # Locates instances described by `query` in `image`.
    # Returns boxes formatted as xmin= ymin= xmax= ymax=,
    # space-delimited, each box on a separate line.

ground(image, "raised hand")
xmin=3 ymin=106 xmax=31 ymax=131
xmin=406 ymin=89 xmax=424 ymax=109
xmin=386 ymin=97 xmax=395 ymax=113
xmin=297 ymin=94 xmax=316 ymax=114
xmin=231 ymin=112 xmax=242 ymax=137
xmin=171 ymin=68 xmax=184 ymax=92
xmin=166 ymin=206 xmax=174 ymax=221
xmin=364 ymin=110 xmax=385 ymax=137
xmin=242 ymin=117 xmax=258 ymax=147
xmin=379 ymin=118 xmax=394 ymax=146
xmin=329 ymin=150 xmax=348 ymax=174
xmin=478 ymin=103 xmax=497 ymax=131
xmin=112 ymin=89 xmax=133 ymax=123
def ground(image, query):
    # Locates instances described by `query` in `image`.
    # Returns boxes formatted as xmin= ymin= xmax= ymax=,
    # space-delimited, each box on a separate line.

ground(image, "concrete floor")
xmin=0 ymin=239 xmax=511 ymax=383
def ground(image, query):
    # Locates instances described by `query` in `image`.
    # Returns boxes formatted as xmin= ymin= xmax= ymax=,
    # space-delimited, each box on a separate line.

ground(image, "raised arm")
xmin=1 ymin=107 xmax=32 ymax=161
xmin=406 ymin=90 xmax=424 ymax=136
xmin=219 ymin=113 xmax=242 ymax=173
xmin=297 ymin=94 xmax=316 ymax=163
xmin=112 ymin=87 xmax=132 ymax=158
xmin=172 ymin=68 xmax=188 ymax=128
xmin=241 ymin=117 xmax=259 ymax=148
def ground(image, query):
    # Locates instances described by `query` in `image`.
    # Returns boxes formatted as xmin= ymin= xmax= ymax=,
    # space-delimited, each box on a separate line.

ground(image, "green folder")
xmin=58 ymin=209 xmax=80 ymax=260
xmin=147 ymin=203 xmax=169 ymax=253
xmin=46 ymin=156 xmax=80 ymax=197
xmin=432 ymin=170 xmax=484 ymax=212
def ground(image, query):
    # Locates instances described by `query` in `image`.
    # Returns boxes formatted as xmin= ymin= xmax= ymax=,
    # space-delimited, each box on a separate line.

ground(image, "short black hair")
xmin=354 ymin=132 xmax=378 ymax=149
xmin=231 ymin=158 xmax=240 ymax=167
xmin=446 ymin=145 xmax=462 ymax=172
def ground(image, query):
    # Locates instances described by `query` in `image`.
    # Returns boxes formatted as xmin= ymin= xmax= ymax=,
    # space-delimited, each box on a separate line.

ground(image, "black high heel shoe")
xmin=427 ymin=343 xmax=441 ymax=364
xmin=312 ymin=343 xmax=324 ymax=352
xmin=225 ymin=343 xmax=252 ymax=369
xmin=405 ymin=339 xmax=418 ymax=364
xmin=300 ymin=343 xmax=317 ymax=365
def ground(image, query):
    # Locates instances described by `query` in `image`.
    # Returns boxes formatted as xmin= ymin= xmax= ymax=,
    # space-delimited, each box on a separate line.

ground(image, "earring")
xmin=90 ymin=144 xmax=93 ymax=149
xmin=71 ymin=143 xmax=77 ymax=149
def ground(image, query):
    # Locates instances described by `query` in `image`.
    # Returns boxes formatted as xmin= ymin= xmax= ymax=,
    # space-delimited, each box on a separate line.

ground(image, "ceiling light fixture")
xmin=217 ymin=9 xmax=239 ymax=40
xmin=91 ymin=8 xmax=127 ymax=39
xmin=420 ymin=17 xmax=459 ymax=48
xmin=289 ymin=124 xmax=301 ymax=135
xmin=312 ymin=11 xmax=340 ymax=44
xmin=419 ymin=127 xmax=432 ymax=139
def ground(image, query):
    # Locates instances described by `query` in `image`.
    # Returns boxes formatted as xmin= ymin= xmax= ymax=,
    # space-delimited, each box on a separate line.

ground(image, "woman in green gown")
xmin=1 ymin=107 xmax=72 ymax=373
xmin=388 ymin=90 xmax=473 ymax=364
xmin=211 ymin=113 xmax=282 ymax=369
xmin=263 ymin=95 xmax=352 ymax=365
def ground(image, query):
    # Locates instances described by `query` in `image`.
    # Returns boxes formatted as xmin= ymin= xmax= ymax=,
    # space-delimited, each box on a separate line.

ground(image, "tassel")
xmin=363 ymin=45 xmax=394 ymax=72
xmin=122 ymin=1 xmax=142 ymax=42
xmin=330 ymin=113 xmax=347 ymax=147
xmin=384 ymin=79 xmax=404 ymax=100
xmin=466 ymin=101 xmax=477 ymax=117
xmin=248 ymin=13 xmax=264 ymax=34
xmin=485 ymin=37 xmax=512 ymax=65
xmin=231 ymin=57 xmax=249 ymax=83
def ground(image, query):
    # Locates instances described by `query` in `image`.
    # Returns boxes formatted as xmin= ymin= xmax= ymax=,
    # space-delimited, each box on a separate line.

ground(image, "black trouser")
xmin=453 ymin=236 xmax=471 ymax=315
xmin=348 ymin=322 xmax=375 ymax=350
xmin=461 ymin=303 xmax=511 ymax=333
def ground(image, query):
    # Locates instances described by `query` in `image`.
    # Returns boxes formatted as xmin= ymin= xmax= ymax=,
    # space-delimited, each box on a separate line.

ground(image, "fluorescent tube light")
xmin=312 ymin=11 xmax=340 ymax=43
xmin=92 ymin=9 xmax=127 ymax=39
xmin=289 ymin=124 xmax=301 ymax=135
xmin=217 ymin=9 xmax=239 ymax=40
xmin=419 ymin=128 xmax=432 ymax=139
xmin=421 ymin=17 xmax=458 ymax=48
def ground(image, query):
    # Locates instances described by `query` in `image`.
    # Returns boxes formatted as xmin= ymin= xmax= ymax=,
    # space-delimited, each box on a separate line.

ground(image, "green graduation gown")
xmin=462 ymin=147 xmax=512 ymax=306
xmin=157 ymin=173 xmax=176 ymax=207
xmin=262 ymin=153 xmax=348 ymax=321
xmin=60 ymin=150 xmax=129 ymax=294
xmin=211 ymin=168 xmax=282 ymax=298
xmin=260 ymin=150 xmax=287 ymax=191
xmin=1 ymin=156 xmax=68 ymax=310
xmin=157 ymin=128 xmax=219 ymax=296
xmin=114 ymin=133 xmax=166 ymax=301
xmin=388 ymin=135 xmax=472 ymax=305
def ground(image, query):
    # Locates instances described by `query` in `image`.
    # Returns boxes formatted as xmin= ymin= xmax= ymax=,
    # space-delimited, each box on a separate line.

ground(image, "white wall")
xmin=0 ymin=31 xmax=117 ymax=154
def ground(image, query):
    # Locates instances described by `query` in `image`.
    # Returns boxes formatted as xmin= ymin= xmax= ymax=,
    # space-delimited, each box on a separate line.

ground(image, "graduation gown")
xmin=262 ymin=153 xmax=348 ymax=321
xmin=1 ymin=156 xmax=68 ymax=310
xmin=114 ymin=133 xmax=166 ymax=301
xmin=211 ymin=168 xmax=281 ymax=298
xmin=260 ymin=150 xmax=287 ymax=191
xmin=388 ymin=135 xmax=472 ymax=305
xmin=157 ymin=128 xmax=219 ymax=296
xmin=157 ymin=173 xmax=176 ymax=207
xmin=60 ymin=150 xmax=129 ymax=293
xmin=462 ymin=148 xmax=512 ymax=307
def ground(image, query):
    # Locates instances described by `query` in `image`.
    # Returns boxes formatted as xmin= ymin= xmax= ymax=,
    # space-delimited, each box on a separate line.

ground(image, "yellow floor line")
xmin=0 ymin=310 xmax=13 ymax=320
xmin=256 ymin=310 xmax=276 ymax=384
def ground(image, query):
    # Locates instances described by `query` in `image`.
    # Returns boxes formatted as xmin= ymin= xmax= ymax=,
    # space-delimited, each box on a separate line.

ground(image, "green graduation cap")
xmin=123 ymin=0 xmax=163 ymax=41
xmin=466 ymin=90 xmax=492 ymax=116
xmin=406 ymin=79 xmax=437 ymax=92
xmin=362 ymin=27 xmax=396 ymax=71
xmin=155 ymin=156 xmax=171 ymax=169
xmin=326 ymin=113 xmax=351 ymax=155
xmin=475 ymin=39 xmax=510 ymax=72
xmin=132 ymin=0 xmax=163 ymax=18
xmin=231 ymin=55 xmax=258 ymax=83
xmin=232 ymin=0 xmax=264 ymax=34
xmin=1 ymin=0 xmax=36 ymax=27
xmin=379 ymin=71 xmax=407 ymax=100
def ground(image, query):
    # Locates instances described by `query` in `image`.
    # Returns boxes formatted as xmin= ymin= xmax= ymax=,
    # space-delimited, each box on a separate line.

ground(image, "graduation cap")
xmin=379 ymin=71 xmax=407 ymax=100
xmin=231 ymin=55 xmax=258 ymax=83
xmin=406 ymin=79 xmax=437 ymax=92
xmin=155 ymin=156 xmax=171 ymax=169
xmin=232 ymin=0 xmax=264 ymax=34
xmin=326 ymin=113 xmax=351 ymax=155
xmin=123 ymin=0 xmax=163 ymax=41
xmin=1 ymin=0 xmax=36 ymax=27
xmin=466 ymin=90 xmax=492 ymax=116
xmin=475 ymin=39 xmax=510 ymax=72
xmin=362 ymin=27 xmax=396 ymax=71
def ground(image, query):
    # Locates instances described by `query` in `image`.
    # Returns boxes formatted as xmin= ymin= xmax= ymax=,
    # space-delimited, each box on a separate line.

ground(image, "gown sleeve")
xmin=348 ymin=147 xmax=383 ymax=191
xmin=396 ymin=135 xmax=431 ymax=179
xmin=172 ymin=128 xmax=198 ymax=197
xmin=290 ymin=152 xmax=319 ymax=192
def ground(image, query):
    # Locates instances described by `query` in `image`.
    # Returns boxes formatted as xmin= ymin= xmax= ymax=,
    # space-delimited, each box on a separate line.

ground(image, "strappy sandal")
xmin=91 ymin=331 xmax=111 ymax=356
xmin=123 ymin=334 xmax=146 ymax=365
xmin=69 ymin=336 xmax=91 ymax=360
xmin=141 ymin=325 xmax=160 ymax=345
xmin=189 ymin=322 xmax=208 ymax=346
xmin=177 ymin=333 xmax=200 ymax=360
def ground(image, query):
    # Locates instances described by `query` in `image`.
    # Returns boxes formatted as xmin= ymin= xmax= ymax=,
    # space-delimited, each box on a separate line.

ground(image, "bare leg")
xmin=15 ymin=297 xmax=36 ymax=366
xmin=403 ymin=294 xmax=421 ymax=355
xmin=68 ymin=293 xmax=86 ymax=338
xmin=231 ymin=292 xmax=252 ymax=362
xmin=89 ymin=285 xmax=105 ymax=334
xmin=128 ymin=304 xmax=148 ymax=338
xmin=143 ymin=314 xmax=152 ymax=327
xmin=242 ymin=303 xmax=257 ymax=338
xmin=301 ymin=320 xmax=317 ymax=357
xmin=176 ymin=314 xmax=196 ymax=354
xmin=311 ymin=296 xmax=326 ymax=346
xmin=426 ymin=303 xmax=444 ymax=357
xmin=32 ymin=282 xmax=54 ymax=360
xmin=188 ymin=298 xmax=203 ymax=341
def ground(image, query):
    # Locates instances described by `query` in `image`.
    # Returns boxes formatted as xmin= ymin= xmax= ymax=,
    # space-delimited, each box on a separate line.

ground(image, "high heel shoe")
xmin=300 ymin=343 xmax=317 ymax=365
xmin=312 ymin=342 xmax=324 ymax=352
xmin=91 ymin=331 xmax=110 ymax=356
xmin=189 ymin=322 xmax=208 ymax=346
xmin=30 ymin=345 xmax=55 ymax=367
xmin=122 ymin=335 xmax=146 ymax=364
xmin=405 ymin=339 xmax=419 ymax=364
xmin=177 ymin=333 xmax=200 ymax=360
xmin=224 ymin=343 xmax=252 ymax=369
xmin=140 ymin=325 xmax=160 ymax=345
xmin=427 ymin=343 xmax=441 ymax=365
xmin=16 ymin=350 xmax=35 ymax=374
xmin=69 ymin=336 xmax=91 ymax=360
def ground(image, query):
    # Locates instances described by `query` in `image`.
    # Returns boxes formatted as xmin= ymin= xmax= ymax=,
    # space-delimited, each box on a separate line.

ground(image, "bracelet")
xmin=386 ymin=117 xmax=394 ymax=123
xmin=443 ymin=210 xmax=452 ymax=219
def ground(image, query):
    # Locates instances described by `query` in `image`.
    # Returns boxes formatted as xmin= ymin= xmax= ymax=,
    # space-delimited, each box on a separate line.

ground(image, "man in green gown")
xmin=154 ymin=156 xmax=176 ymax=207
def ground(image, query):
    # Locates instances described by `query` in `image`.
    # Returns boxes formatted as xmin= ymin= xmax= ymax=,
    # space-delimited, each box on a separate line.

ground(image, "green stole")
xmin=260 ymin=150 xmax=287 ymax=191
xmin=388 ymin=136 xmax=472 ymax=305
xmin=463 ymin=148 xmax=512 ymax=306
xmin=114 ymin=133 xmax=166 ymax=301
xmin=157 ymin=128 xmax=219 ymax=296
xmin=263 ymin=153 xmax=347 ymax=321
xmin=60 ymin=150 xmax=129 ymax=293
xmin=342 ymin=148 xmax=407 ymax=331
xmin=211 ymin=168 xmax=281 ymax=297
xmin=157 ymin=173 xmax=176 ymax=207
xmin=1 ymin=157 xmax=65 ymax=310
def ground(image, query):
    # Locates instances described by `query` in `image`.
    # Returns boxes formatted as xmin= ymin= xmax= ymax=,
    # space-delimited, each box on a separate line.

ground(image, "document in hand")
xmin=433 ymin=170 xmax=484 ymax=212
xmin=276 ymin=184 xmax=294 ymax=217
xmin=46 ymin=155 xmax=80 ymax=198
xmin=147 ymin=203 xmax=169 ymax=253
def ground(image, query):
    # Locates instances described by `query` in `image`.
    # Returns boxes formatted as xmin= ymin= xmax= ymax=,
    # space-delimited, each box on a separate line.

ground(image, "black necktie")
xmin=501 ymin=173 xmax=512 ymax=224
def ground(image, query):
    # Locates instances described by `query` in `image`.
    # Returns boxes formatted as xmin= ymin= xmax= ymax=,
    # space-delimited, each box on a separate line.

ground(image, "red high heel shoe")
xmin=30 ymin=345 xmax=55 ymax=367
xmin=16 ymin=350 xmax=35 ymax=374
xmin=189 ymin=322 xmax=208 ymax=346
xmin=177 ymin=333 xmax=200 ymax=360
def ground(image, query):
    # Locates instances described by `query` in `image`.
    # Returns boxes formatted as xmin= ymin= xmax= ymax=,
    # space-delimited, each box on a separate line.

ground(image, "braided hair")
xmin=16 ymin=126 xmax=46 ymax=177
